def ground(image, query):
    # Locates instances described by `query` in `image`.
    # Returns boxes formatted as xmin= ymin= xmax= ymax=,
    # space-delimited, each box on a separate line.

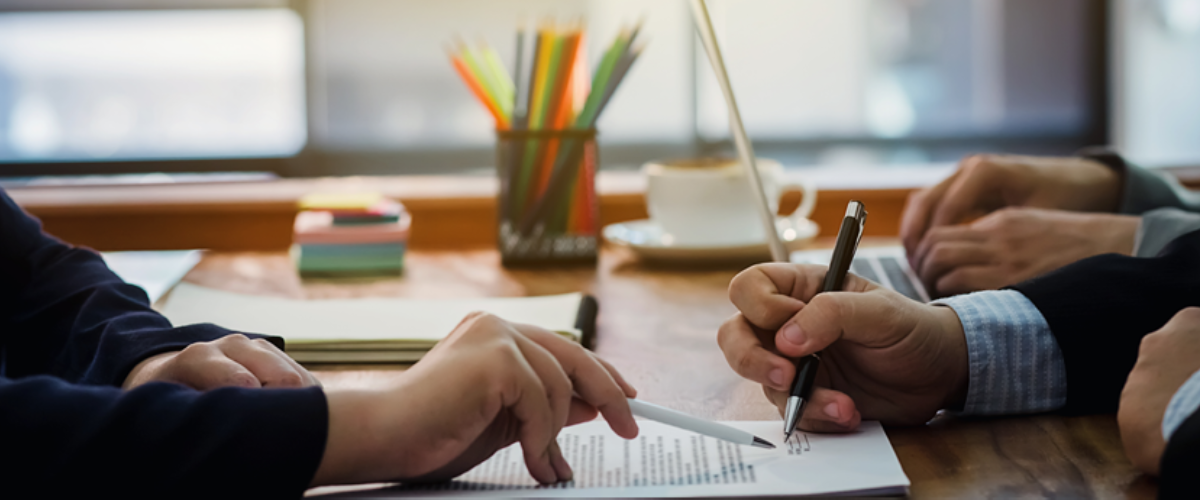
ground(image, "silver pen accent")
xmin=783 ymin=396 xmax=804 ymax=441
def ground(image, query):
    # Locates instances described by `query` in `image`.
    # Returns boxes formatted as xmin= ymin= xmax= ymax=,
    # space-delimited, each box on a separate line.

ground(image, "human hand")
xmin=717 ymin=264 xmax=969 ymax=433
xmin=123 ymin=333 xmax=319 ymax=390
xmin=901 ymin=154 xmax=1122 ymax=259
xmin=911 ymin=207 xmax=1139 ymax=297
xmin=1119 ymin=307 xmax=1200 ymax=475
xmin=313 ymin=312 xmax=638 ymax=486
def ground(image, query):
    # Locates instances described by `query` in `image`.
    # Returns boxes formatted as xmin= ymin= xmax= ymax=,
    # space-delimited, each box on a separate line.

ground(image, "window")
xmin=0 ymin=0 xmax=1108 ymax=177
xmin=0 ymin=8 xmax=305 ymax=162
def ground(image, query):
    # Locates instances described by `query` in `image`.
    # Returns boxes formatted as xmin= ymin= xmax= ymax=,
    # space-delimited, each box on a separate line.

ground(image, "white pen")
xmin=627 ymin=398 xmax=776 ymax=449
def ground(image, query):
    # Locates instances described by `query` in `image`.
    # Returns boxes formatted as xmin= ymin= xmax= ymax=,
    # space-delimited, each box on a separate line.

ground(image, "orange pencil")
xmin=450 ymin=53 xmax=509 ymax=129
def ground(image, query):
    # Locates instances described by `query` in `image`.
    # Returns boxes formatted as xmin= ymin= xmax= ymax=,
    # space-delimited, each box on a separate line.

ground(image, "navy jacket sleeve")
xmin=1010 ymin=229 xmax=1200 ymax=414
xmin=0 ymin=189 xmax=329 ymax=497
xmin=0 ymin=188 xmax=270 ymax=384
xmin=1161 ymin=410 xmax=1200 ymax=499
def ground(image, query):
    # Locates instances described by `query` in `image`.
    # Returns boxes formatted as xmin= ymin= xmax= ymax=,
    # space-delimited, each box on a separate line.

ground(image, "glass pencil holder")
xmin=496 ymin=128 xmax=599 ymax=267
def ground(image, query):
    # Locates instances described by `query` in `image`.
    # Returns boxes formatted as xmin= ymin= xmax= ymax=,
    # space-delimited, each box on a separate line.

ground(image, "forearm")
xmin=0 ymin=189 xmax=265 ymax=385
xmin=0 ymin=376 xmax=328 ymax=497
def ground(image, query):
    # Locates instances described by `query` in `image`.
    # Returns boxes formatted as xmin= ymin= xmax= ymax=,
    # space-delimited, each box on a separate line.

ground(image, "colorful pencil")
xmin=449 ymin=21 xmax=644 ymax=237
xmin=449 ymin=51 xmax=508 ymax=129
xmin=518 ymin=31 xmax=642 ymax=235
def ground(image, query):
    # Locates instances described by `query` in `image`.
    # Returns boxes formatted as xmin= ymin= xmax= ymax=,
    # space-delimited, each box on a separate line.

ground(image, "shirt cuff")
xmin=935 ymin=290 xmax=1068 ymax=415
xmin=1164 ymin=369 xmax=1200 ymax=441
xmin=1135 ymin=208 xmax=1200 ymax=258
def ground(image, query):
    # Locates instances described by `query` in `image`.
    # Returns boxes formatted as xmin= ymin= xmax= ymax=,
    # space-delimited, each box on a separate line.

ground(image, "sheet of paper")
xmin=791 ymin=246 xmax=930 ymax=302
xmin=101 ymin=250 xmax=203 ymax=304
xmin=312 ymin=420 xmax=908 ymax=498
xmin=159 ymin=282 xmax=582 ymax=343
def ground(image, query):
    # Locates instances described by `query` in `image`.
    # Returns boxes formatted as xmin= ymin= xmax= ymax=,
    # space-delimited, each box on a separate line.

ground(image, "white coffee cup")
xmin=643 ymin=158 xmax=817 ymax=246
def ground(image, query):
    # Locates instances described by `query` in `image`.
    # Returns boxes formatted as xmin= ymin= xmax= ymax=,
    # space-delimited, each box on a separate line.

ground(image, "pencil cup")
xmin=496 ymin=128 xmax=599 ymax=267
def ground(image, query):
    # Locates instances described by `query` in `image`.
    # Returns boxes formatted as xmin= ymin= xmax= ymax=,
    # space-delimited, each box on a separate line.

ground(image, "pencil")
xmin=514 ymin=27 xmax=553 ymax=217
xmin=518 ymin=35 xmax=642 ymax=235
xmin=502 ymin=28 xmax=529 ymax=224
xmin=460 ymin=43 xmax=506 ymax=122
xmin=535 ymin=30 xmax=581 ymax=204
xmin=482 ymin=44 xmax=515 ymax=115
xmin=449 ymin=52 xmax=508 ymax=129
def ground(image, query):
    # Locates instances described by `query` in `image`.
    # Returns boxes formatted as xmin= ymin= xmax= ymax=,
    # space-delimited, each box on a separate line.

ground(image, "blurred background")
xmin=0 ymin=0 xmax=1197 ymax=179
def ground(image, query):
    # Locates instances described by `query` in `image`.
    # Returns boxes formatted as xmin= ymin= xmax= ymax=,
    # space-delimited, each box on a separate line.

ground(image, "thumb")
xmin=774 ymin=288 xmax=917 ymax=357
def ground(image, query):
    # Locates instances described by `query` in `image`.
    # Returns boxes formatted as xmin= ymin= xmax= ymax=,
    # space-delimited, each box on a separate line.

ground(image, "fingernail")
xmin=780 ymin=323 xmax=805 ymax=345
xmin=769 ymin=369 xmax=784 ymax=388
xmin=824 ymin=402 xmax=840 ymax=419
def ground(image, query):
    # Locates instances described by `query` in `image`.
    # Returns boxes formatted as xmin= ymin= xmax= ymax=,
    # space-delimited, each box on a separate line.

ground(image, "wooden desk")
xmin=182 ymin=246 xmax=1158 ymax=498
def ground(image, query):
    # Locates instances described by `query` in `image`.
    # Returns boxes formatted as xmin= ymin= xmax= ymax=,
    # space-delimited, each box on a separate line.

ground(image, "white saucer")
xmin=603 ymin=217 xmax=819 ymax=262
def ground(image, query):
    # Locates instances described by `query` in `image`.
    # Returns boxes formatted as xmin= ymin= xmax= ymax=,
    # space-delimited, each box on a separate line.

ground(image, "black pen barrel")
xmin=822 ymin=215 xmax=860 ymax=293
xmin=790 ymin=354 xmax=821 ymax=399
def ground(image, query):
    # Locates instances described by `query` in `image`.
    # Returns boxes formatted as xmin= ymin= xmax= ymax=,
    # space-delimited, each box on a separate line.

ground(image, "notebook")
xmin=159 ymin=282 xmax=598 ymax=363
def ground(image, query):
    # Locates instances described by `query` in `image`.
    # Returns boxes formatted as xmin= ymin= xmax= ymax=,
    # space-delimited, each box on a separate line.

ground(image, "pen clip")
xmin=853 ymin=208 xmax=867 ymax=255
xmin=846 ymin=200 xmax=867 ymax=256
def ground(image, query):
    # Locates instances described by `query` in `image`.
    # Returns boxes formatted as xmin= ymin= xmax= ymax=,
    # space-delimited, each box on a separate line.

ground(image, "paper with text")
xmin=318 ymin=420 xmax=907 ymax=498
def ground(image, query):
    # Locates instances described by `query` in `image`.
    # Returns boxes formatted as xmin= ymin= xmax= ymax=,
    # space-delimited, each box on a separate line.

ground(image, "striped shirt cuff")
xmin=1164 ymin=369 xmax=1200 ymax=440
xmin=935 ymin=290 xmax=1068 ymax=415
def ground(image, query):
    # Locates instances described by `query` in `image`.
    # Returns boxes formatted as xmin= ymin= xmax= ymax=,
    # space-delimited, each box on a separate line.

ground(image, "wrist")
xmin=312 ymin=389 xmax=384 ymax=486
xmin=932 ymin=305 xmax=970 ymax=412
xmin=1072 ymin=149 xmax=1126 ymax=212
xmin=1094 ymin=214 xmax=1139 ymax=256
xmin=122 ymin=351 xmax=178 ymax=389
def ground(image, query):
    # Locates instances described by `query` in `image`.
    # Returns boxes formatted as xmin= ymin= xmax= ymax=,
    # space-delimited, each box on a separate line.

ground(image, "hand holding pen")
xmin=718 ymin=200 xmax=973 ymax=434
xmin=782 ymin=201 xmax=866 ymax=440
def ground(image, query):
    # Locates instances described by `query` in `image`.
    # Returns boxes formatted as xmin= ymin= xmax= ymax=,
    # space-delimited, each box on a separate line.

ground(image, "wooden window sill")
xmin=11 ymin=171 xmax=911 ymax=251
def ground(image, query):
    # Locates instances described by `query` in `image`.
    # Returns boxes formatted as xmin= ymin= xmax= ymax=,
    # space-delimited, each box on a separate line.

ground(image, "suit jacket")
xmin=0 ymin=188 xmax=327 ymax=498
xmin=1011 ymin=229 xmax=1200 ymax=499
xmin=1081 ymin=149 xmax=1200 ymax=257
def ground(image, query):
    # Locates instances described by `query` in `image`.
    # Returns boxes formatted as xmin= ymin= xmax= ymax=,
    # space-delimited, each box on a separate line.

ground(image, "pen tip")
xmin=752 ymin=436 xmax=776 ymax=449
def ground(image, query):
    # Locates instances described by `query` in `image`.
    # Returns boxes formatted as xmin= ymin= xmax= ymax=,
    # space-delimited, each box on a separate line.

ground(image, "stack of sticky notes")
xmin=292 ymin=193 xmax=411 ymax=275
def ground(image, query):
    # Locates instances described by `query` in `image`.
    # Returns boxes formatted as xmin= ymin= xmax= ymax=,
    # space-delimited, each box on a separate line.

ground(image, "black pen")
xmin=782 ymin=200 xmax=867 ymax=441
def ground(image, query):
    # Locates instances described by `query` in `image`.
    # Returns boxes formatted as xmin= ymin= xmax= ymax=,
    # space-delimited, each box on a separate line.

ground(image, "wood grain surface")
xmin=180 ymin=246 xmax=1158 ymax=499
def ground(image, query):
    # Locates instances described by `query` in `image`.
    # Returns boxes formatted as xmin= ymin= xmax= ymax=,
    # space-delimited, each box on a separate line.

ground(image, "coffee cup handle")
xmin=779 ymin=177 xmax=818 ymax=221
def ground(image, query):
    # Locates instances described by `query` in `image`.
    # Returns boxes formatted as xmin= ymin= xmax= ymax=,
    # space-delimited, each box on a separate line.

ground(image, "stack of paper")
xmin=101 ymin=249 xmax=203 ymax=304
xmin=293 ymin=193 xmax=411 ymax=275
xmin=160 ymin=283 xmax=589 ymax=363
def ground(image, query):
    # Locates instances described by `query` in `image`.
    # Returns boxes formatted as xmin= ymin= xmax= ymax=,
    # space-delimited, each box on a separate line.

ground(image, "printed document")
xmin=310 ymin=420 xmax=908 ymax=498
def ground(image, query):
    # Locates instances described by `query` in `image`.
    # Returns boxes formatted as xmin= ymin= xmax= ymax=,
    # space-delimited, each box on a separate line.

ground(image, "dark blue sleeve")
xmin=0 ymin=376 xmax=328 ymax=497
xmin=1010 ymin=229 xmax=1200 ymax=414
xmin=0 ymin=187 xmax=257 ymax=385
xmin=1162 ymin=408 xmax=1200 ymax=499
xmin=0 ymin=188 xmax=329 ymax=495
